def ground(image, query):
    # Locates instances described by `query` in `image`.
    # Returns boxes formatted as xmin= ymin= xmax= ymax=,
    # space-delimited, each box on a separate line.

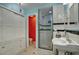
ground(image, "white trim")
xmin=26 ymin=13 xmax=38 ymax=48
xmin=26 ymin=16 xmax=29 ymax=47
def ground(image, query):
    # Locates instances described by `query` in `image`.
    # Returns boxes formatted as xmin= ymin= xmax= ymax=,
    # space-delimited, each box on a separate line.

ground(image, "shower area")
xmin=38 ymin=7 xmax=53 ymax=50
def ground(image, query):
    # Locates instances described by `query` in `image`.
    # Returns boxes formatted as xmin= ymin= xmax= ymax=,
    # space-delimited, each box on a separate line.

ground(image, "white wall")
xmin=0 ymin=7 xmax=26 ymax=55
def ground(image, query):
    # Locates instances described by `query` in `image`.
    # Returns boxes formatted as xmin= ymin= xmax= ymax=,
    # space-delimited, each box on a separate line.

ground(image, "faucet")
xmin=56 ymin=30 xmax=61 ymax=38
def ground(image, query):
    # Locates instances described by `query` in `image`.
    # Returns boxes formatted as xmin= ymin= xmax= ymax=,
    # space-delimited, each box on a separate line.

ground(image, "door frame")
xmin=26 ymin=13 xmax=38 ymax=48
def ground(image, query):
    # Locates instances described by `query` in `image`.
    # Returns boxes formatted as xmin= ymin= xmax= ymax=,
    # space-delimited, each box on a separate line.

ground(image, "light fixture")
xmin=63 ymin=3 xmax=68 ymax=5
xmin=49 ymin=10 xmax=52 ymax=13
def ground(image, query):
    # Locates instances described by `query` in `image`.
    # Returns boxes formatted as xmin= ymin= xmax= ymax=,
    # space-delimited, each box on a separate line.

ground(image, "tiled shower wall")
xmin=0 ymin=7 xmax=26 ymax=54
xmin=53 ymin=4 xmax=65 ymax=38
xmin=66 ymin=3 xmax=79 ymax=43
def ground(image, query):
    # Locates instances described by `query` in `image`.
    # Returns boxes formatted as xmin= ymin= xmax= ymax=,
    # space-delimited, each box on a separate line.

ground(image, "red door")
xmin=28 ymin=15 xmax=36 ymax=47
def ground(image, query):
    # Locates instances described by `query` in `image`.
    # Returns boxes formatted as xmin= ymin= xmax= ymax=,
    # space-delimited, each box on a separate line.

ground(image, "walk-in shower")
xmin=38 ymin=7 xmax=53 ymax=50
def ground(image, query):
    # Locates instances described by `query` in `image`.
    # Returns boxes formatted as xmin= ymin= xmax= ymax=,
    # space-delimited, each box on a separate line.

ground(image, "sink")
xmin=52 ymin=37 xmax=79 ymax=53
xmin=67 ymin=39 xmax=79 ymax=52
xmin=52 ymin=37 xmax=68 ymax=46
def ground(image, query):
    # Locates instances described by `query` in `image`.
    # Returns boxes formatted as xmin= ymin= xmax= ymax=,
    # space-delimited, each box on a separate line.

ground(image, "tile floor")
xmin=18 ymin=41 xmax=53 ymax=55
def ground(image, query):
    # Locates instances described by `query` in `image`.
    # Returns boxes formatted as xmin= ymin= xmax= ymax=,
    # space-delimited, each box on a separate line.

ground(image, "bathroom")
xmin=0 ymin=3 xmax=79 ymax=55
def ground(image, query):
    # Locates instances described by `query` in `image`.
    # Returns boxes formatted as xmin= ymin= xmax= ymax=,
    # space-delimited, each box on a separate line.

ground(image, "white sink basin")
xmin=52 ymin=37 xmax=79 ymax=52
xmin=52 ymin=37 xmax=68 ymax=45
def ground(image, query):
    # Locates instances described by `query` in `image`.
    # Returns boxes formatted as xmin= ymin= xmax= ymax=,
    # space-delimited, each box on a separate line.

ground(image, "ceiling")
xmin=21 ymin=3 xmax=51 ymax=9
